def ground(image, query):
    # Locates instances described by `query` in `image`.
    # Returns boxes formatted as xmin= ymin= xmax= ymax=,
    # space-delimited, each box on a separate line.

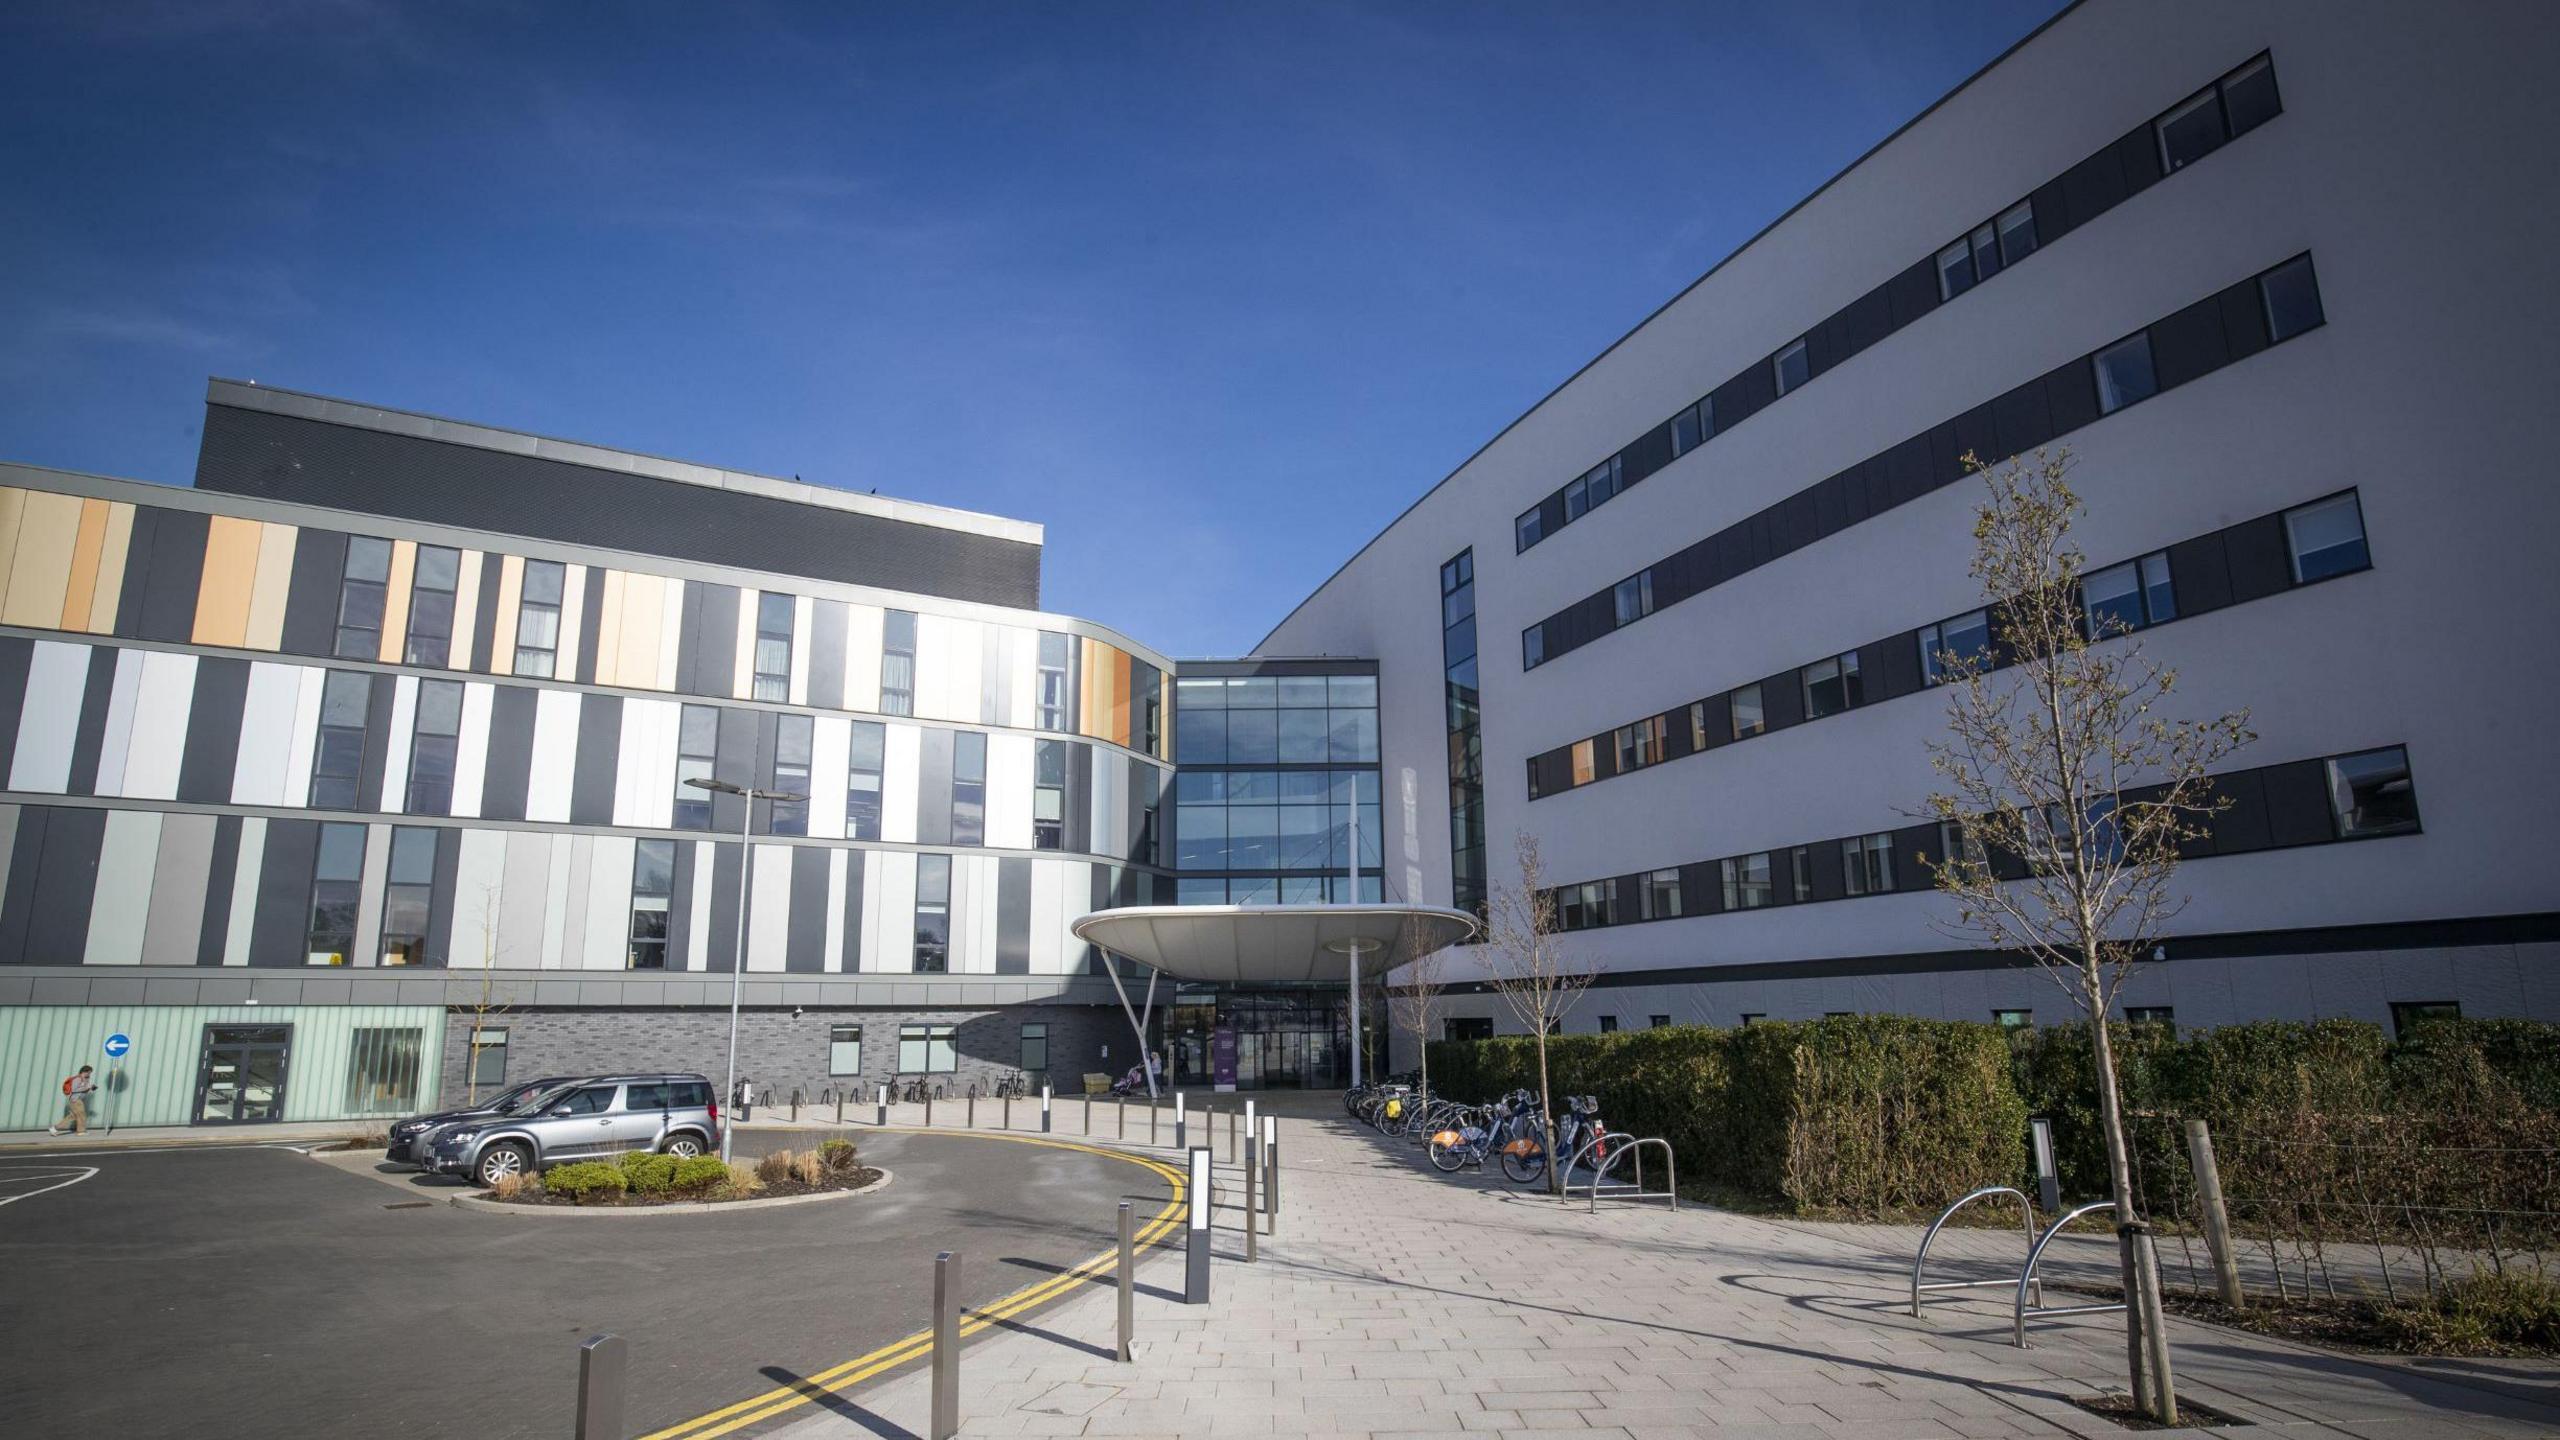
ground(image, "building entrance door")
xmin=195 ymin=1025 xmax=293 ymax=1124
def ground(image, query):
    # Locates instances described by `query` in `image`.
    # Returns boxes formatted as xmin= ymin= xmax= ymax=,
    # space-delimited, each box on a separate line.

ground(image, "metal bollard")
xmin=575 ymin=1333 xmax=626 ymax=1440
xmin=1149 ymin=1099 xmax=1157 ymax=1146
xmin=967 ymin=1092 xmax=976 ymax=1128
xmin=931 ymin=1251 xmax=961 ymax=1440
xmin=791 ymin=1087 xmax=803 ymax=1122
xmin=1245 ymin=1142 xmax=1258 ymax=1263
xmin=1228 ymin=1106 xmax=1238 ymax=1163
xmin=925 ymin=1090 xmax=934 ymax=1127
xmin=1174 ymin=1090 xmax=1186 ymax=1150
xmin=1042 ymin=1084 xmax=1053 ymax=1133
xmin=1116 ymin=1201 xmax=1135 ymax=1361
xmin=834 ymin=1088 xmax=846 ymax=1124
xmin=1118 ymin=1095 xmax=1126 ymax=1139
xmin=877 ymin=1084 xmax=889 ymax=1128
xmin=1003 ymin=1091 xmax=1012 ymax=1130
xmin=1184 ymin=1146 xmax=1211 ymax=1304
xmin=1262 ymin=1115 xmax=1278 ymax=1218
xmin=1085 ymin=1091 xmax=1093 ymax=1134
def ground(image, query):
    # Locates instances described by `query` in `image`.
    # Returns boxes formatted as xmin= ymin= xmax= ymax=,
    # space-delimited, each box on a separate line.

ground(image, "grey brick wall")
xmin=437 ymin=1004 xmax=1131 ymax=1109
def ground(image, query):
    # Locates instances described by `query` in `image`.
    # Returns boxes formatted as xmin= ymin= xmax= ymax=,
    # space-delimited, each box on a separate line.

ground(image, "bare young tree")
xmin=455 ymin=882 xmax=515 ymax=1104
xmin=1390 ymin=909 xmax=1455 ymax=1101
xmin=1922 ymin=449 xmax=2252 ymax=1424
xmin=1484 ymin=832 xmax=1600 ymax=1194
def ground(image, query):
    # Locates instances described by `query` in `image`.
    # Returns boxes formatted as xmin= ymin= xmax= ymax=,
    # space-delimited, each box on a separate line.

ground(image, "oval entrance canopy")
xmin=1070 ymin=904 xmax=1479 ymax=985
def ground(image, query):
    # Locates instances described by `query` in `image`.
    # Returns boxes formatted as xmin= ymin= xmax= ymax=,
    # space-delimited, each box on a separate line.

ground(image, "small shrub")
xmin=619 ymin=1151 xmax=679 ymax=1195
xmin=756 ymin=1149 xmax=797 ymax=1186
xmin=545 ymin=1161 xmax=628 ymax=1205
xmin=489 ymin=1171 xmax=543 ymax=1203
xmin=721 ymin=1159 xmax=764 ymax=1199
xmin=672 ymin=1156 xmax=730 ymax=1195
xmin=791 ymin=1150 xmax=826 ymax=1186
xmin=2378 ymin=1272 xmax=2560 ymax=1353
xmin=819 ymin=1138 xmax=859 ymax=1171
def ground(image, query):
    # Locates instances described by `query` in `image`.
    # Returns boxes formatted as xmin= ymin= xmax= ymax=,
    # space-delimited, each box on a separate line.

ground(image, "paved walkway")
xmin=739 ymin=1112 xmax=2560 ymax=1440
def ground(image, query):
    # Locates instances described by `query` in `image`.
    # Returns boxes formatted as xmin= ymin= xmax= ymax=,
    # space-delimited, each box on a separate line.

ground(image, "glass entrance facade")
xmin=1158 ymin=983 xmax=1384 ymax=1091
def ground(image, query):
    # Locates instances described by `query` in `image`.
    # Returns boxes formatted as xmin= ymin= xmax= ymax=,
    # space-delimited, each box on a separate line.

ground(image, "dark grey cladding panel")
xmin=19 ymin=807 xmax=105 ymax=963
xmin=667 ymin=839 xmax=698 ymax=972
xmin=841 ymin=850 xmax=866 ymax=972
xmin=196 ymin=404 xmax=1043 ymax=609
xmin=425 ymin=826 xmax=462 ymax=967
xmin=916 ymin=728 xmax=953 ymax=847
xmin=786 ymin=846 xmax=830 ymax=974
xmin=66 ymin=646 xmax=118 ymax=796
xmin=808 ymin=600 xmax=848 ymax=712
xmin=995 ymin=857 xmax=1031 ymax=975
xmin=705 ymin=841 xmax=741 ymax=974
xmin=0 ymin=640 xmax=30 ymax=774
xmin=688 ymin=585 xmax=738 ymax=699
xmin=137 ymin=509 xmax=209 ymax=644
xmin=480 ymin=686 xmax=537 ymax=822
xmin=197 ymin=816 xmax=242 ymax=966
xmin=180 ymin=658 xmax=254 ymax=804
xmin=251 ymin=819 xmax=320 ymax=966
xmin=570 ymin=693 xmax=622 ymax=826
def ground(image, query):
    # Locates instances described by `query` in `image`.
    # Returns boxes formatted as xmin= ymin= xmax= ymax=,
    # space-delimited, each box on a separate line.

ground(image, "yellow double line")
xmin=640 ymin=1131 xmax=1188 ymax=1440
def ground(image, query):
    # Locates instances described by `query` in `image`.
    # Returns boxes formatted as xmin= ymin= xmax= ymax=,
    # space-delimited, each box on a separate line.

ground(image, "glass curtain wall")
xmin=1169 ymin=664 xmax=1381 ymax=905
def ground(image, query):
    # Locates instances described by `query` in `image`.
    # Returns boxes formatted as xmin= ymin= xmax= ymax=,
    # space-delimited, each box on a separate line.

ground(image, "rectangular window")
xmin=1569 ymin=738 xmax=1597 ymax=787
xmin=2092 ymin=333 xmax=2158 ymax=414
xmin=380 ymin=825 xmax=438 ymax=965
xmin=829 ymin=1025 xmax=863 ymax=1076
xmin=514 ymin=560 xmax=566 ymax=678
xmin=1920 ymin=609 xmax=1991 ymax=686
xmin=306 ymin=821 xmax=366 ymax=965
xmin=1020 ymin=1022 xmax=1049 ymax=1073
xmin=913 ymin=854 xmax=951 ymax=973
xmin=951 ymin=731 xmax=986 ymax=846
xmin=770 ymin=715 xmax=812 ymax=836
xmin=2221 ymin=55 xmax=2281 ymax=133
xmin=1649 ymin=1015 xmax=1671 ymax=1029
xmin=1993 ymin=1009 xmax=2033 ymax=1031
xmin=1721 ymin=852 xmax=1772 ymax=910
xmin=1937 ymin=237 xmax=1977 ymax=302
xmin=2156 ymin=86 xmax=2226 ymax=172
xmin=2389 ymin=1001 xmax=2459 ymax=1039
xmin=467 ymin=1027 xmax=508 ymax=1087
xmin=847 ymin=720 xmax=886 ymax=841
xmin=1616 ymin=715 xmax=1665 ymax=773
xmin=336 ymin=537 xmax=391 ymax=660
xmin=2326 ymin=745 xmax=2419 ymax=839
xmin=1730 ymin=683 xmax=1764 ymax=739
xmin=1997 ymin=200 xmax=2037 ymax=266
xmin=405 ymin=680 xmax=463 ymax=814
xmin=1790 ymin=845 xmax=1812 ymax=904
xmin=752 ymin=591 xmax=794 ymax=702
xmin=1033 ymin=739 xmax=1067 ymax=850
xmin=1515 ymin=507 xmax=1543 ymax=552
xmin=2125 ymin=1007 xmax=2175 ymax=1033
xmin=2260 ymin=255 xmax=2323 ymax=343
xmin=1772 ymin=337 xmax=1809 ymax=397
xmin=2284 ymin=493 xmax=2369 ymax=584
xmin=1640 ymin=868 xmax=1681 ymax=920
xmin=2082 ymin=550 xmax=2175 ymax=637
xmin=1842 ymin=832 xmax=1895 ymax=896
xmin=1585 ymin=456 xmax=1621 ymax=510
xmin=1670 ymin=402 xmax=1705 ymax=458
xmin=1801 ymin=650 xmax=1862 ymax=719
xmin=1612 ymin=570 xmax=1653 ymax=626
xmin=898 ymin=1022 xmax=957 ymax=1072
xmin=405 ymin=545 xmax=461 ymax=668
xmin=628 ymin=839 xmax=673 ymax=970
xmin=311 ymin=671 xmax=372 ymax=811
xmin=1968 ymin=220 xmax=2003 ymax=287
xmin=1036 ymin=632 xmax=1071 ymax=731
xmin=1521 ymin=625 xmax=1544 ymax=671
xmin=1562 ymin=475 xmax=1588 ymax=522
xmin=673 ymin=705 xmax=718 ymax=830
xmin=1597 ymin=1015 xmax=1619 ymax=1034
xmin=880 ymin=610 xmax=917 ymax=716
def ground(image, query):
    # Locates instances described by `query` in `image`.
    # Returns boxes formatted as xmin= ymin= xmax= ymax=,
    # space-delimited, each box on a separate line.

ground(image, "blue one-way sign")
xmin=103 ymin=1033 xmax=132 ymax=1059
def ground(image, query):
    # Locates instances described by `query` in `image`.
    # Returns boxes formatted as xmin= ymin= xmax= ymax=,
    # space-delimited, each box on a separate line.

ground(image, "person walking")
xmin=49 ymin=1065 xmax=95 ymax=1136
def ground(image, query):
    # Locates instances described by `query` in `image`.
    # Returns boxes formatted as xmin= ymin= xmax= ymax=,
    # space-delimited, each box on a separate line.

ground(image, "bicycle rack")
xmin=1565 ymin=1136 xmax=1677 ymax=1211
xmin=2013 ymin=1200 xmax=2124 ymax=1346
xmin=1910 ymin=1185 xmax=2042 ymax=1319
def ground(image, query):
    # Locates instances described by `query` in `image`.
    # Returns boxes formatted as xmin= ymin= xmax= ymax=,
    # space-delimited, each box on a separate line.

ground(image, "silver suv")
xmin=420 ymin=1073 xmax=720 ymax=1186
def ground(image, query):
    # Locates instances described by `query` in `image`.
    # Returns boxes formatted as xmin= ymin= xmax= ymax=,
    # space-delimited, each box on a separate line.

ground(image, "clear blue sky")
xmin=0 ymin=0 xmax=2066 ymax=657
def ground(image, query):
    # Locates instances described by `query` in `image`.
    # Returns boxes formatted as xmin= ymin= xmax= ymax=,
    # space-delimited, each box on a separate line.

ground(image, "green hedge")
xmin=1427 ymin=1016 xmax=2560 ymax=1216
xmin=544 ymin=1161 xmax=628 ymax=1203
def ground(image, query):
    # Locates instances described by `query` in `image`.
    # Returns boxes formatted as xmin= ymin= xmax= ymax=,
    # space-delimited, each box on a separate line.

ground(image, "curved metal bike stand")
xmin=2013 ymin=1200 xmax=2125 ymax=1347
xmin=1565 ymin=1136 xmax=1677 ymax=1211
xmin=1909 ymin=1185 xmax=2042 ymax=1319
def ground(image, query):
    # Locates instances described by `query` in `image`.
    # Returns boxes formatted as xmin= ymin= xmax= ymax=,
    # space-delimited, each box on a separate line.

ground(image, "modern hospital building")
xmin=3 ymin=0 xmax=2554 ymax=1128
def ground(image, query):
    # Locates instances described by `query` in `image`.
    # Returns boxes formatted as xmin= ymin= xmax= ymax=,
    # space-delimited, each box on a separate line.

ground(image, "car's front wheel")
xmin=474 ymin=1141 xmax=533 ymax=1187
xmin=661 ymin=1134 xmax=705 ymax=1160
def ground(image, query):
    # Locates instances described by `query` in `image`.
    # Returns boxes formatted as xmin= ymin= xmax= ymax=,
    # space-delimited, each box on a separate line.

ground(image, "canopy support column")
xmin=1104 ymin=953 xmax=1161 ymax=1100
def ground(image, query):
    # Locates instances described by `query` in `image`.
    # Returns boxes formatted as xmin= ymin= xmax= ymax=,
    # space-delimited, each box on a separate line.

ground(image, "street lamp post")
xmin=686 ymin=776 xmax=805 ymax=1162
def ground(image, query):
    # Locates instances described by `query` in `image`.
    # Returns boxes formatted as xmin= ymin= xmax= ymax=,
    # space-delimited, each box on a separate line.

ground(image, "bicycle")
xmin=1425 ymin=1090 xmax=1547 ymax=1182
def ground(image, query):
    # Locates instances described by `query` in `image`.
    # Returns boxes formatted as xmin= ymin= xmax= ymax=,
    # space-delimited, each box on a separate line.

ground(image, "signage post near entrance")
xmin=1212 ymin=1026 xmax=1237 ymax=1093
xmin=102 ymin=1033 xmax=131 ymax=1134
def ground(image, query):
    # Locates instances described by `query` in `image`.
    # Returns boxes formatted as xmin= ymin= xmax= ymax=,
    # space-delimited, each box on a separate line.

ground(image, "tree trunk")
xmin=1535 ymin=1024 xmax=1560 ymax=1197
xmin=2088 ymin=957 xmax=2177 ymax=1422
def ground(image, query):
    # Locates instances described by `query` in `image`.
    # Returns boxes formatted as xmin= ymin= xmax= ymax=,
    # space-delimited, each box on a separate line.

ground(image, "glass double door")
xmin=196 ymin=1025 xmax=293 ymax=1124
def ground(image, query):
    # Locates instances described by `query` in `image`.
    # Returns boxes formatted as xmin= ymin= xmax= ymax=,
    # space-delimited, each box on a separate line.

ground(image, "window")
xmin=770 ymin=715 xmax=812 ymax=836
xmin=2284 ymin=493 xmax=2368 ymax=583
xmin=2082 ymin=551 xmax=2175 ymax=637
xmin=1721 ymin=852 xmax=1772 ymax=910
xmin=1967 ymin=220 xmax=2003 ymax=287
xmin=405 ymin=545 xmax=461 ymax=668
xmin=310 ymin=672 xmax=371 ymax=810
xmin=1937 ymin=237 xmax=1977 ymax=302
xmin=752 ymin=592 xmax=794 ymax=702
xmin=880 ymin=610 xmax=917 ymax=716
xmin=898 ymin=1023 xmax=957 ymax=1072
xmin=1649 ymin=1015 xmax=1671 ymax=1029
xmin=2156 ymin=86 xmax=2225 ymax=172
xmin=380 ymin=825 xmax=437 ymax=965
xmin=2260 ymin=255 xmax=2323 ymax=343
xmin=1790 ymin=845 xmax=1812 ymax=904
xmin=305 ymin=821 xmax=366 ymax=965
xmin=950 ymin=731 xmax=986 ymax=846
xmin=2326 ymin=746 xmax=2419 ymax=839
xmin=1033 ymin=739 xmax=1067 ymax=850
xmin=1801 ymin=651 xmax=1862 ymax=719
xmin=1515 ymin=507 xmax=1543 ymax=552
xmin=1566 ymin=456 xmax=1620 ymax=522
xmin=2389 ymin=1001 xmax=2460 ymax=1039
xmin=467 ymin=1028 xmax=508 ymax=1087
xmin=1996 ymin=200 xmax=2037 ymax=266
xmin=913 ymin=854 xmax=951 ymax=973
xmin=2125 ymin=1007 xmax=2175 ymax=1033
xmin=515 ymin=560 xmax=566 ymax=678
xmin=1036 ymin=632 xmax=1070 ymax=731
xmin=2092 ymin=333 xmax=2158 ymax=414
xmin=628 ymin=839 xmax=673 ymax=970
xmin=1938 ymin=818 xmax=1989 ymax=876
xmin=406 ymin=680 xmax=462 ymax=814
xmin=1613 ymin=570 xmax=1653 ymax=626
xmin=1020 ymin=1022 xmax=1049 ymax=1073
xmin=1920 ymin=609 xmax=1992 ymax=686
xmin=1739 ymin=1013 xmax=1765 ymax=1027
xmin=1993 ymin=1009 xmax=2033 ymax=1031
xmin=2220 ymin=55 xmax=2281 ymax=134
xmin=1729 ymin=683 xmax=1764 ymax=739
xmin=1521 ymin=626 xmax=1544 ymax=670
xmin=673 ymin=705 xmax=718 ymax=830
xmin=1670 ymin=400 xmax=1707 ymax=458
xmin=1772 ymin=337 xmax=1808 ymax=397
xmin=1445 ymin=1017 xmax=1494 ymax=1042
xmin=1616 ymin=715 xmax=1665 ymax=772
xmin=847 ymin=720 xmax=885 ymax=840
xmin=335 ymin=537 xmax=391 ymax=659
xmin=1640 ymin=868 xmax=1681 ymax=920
xmin=1842 ymin=832 xmax=1895 ymax=896
xmin=1597 ymin=1015 xmax=1619 ymax=1034
xmin=1569 ymin=738 xmax=1597 ymax=787
xmin=829 ymin=1025 xmax=863 ymax=1076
